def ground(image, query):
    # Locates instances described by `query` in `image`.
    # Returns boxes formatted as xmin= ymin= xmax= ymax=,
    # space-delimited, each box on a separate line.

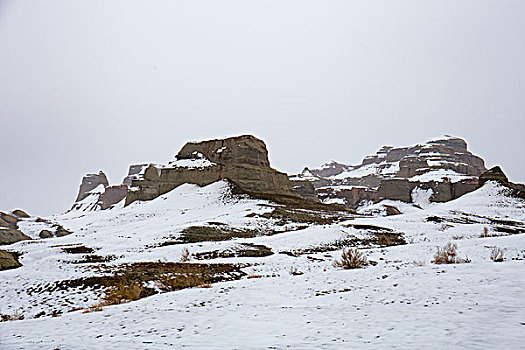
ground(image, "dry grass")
xmin=85 ymin=278 xmax=146 ymax=312
xmin=180 ymin=248 xmax=192 ymax=262
xmin=158 ymin=271 xmax=205 ymax=291
xmin=378 ymin=234 xmax=393 ymax=247
xmin=0 ymin=310 xmax=24 ymax=322
xmin=490 ymin=247 xmax=504 ymax=262
xmin=333 ymin=248 xmax=368 ymax=269
xmin=480 ymin=227 xmax=497 ymax=238
xmin=431 ymin=242 xmax=470 ymax=264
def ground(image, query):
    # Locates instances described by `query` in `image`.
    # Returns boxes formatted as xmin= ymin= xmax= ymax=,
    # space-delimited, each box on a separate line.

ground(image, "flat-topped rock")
xmin=126 ymin=135 xmax=297 ymax=205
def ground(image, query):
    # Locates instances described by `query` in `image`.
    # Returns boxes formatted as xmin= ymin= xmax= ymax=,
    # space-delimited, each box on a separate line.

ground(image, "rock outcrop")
xmin=126 ymin=135 xmax=297 ymax=205
xmin=0 ymin=228 xmax=30 ymax=245
xmin=72 ymin=171 xmax=127 ymax=211
xmin=478 ymin=166 xmax=525 ymax=199
xmin=0 ymin=250 xmax=21 ymax=271
xmin=75 ymin=171 xmax=109 ymax=202
xmin=478 ymin=166 xmax=509 ymax=186
xmin=293 ymin=136 xmax=487 ymax=209
xmin=0 ymin=211 xmax=31 ymax=245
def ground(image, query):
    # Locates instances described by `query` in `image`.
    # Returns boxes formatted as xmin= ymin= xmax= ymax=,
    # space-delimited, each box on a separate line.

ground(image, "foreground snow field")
xmin=1 ymin=181 xmax=524 ymax=349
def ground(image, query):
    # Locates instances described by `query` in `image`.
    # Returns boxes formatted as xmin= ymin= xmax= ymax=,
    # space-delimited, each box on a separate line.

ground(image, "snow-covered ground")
xmin=1 ymin=181 xmax=524 ymax=349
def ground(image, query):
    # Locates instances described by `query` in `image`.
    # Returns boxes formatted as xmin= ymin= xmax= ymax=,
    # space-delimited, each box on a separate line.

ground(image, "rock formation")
xmin=0 ymin=250 xmax=21 ymax=271
xmin=75 ymin=171 xmax=109 ymax=202
xmin=72 ymin=171 xmax=127 ymax=211
xmin=126 ymin=135 xmax=297 ymax=205
xmin=292 ymin=136 xmax=487 ymax=208
xmin=0 ymin=211 xmax=31 ymax=245
xmin=478 ymin=166 xmax=525 ymax=199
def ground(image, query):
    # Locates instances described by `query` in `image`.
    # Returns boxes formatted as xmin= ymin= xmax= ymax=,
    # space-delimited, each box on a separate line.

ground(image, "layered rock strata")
xmin=293 ymin=136 xmax=487 ymax=208
xmin=126 ymin=135 xmax=297 ymax=205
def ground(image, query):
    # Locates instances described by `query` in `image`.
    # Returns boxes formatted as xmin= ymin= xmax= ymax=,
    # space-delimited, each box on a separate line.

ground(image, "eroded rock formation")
xmin=293 ymin=135 xmax=488 ymax=208
xmin=126 ymin=135 xmax=296 ymax=205
xmin=75 ymin=171 xmax=109 ymax=202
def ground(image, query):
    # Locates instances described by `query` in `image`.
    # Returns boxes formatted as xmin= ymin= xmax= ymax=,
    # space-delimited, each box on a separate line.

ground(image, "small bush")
xmin=480 ymin=227 xmax=495 ymax=238
xmin=334 ymin=248 xmax=368 ymax=269
xmin=490 ymin=247 xmax=504 ymax=262
xmin=180 ymin=248 xmax=192 ymax=262
xmin=432 ymin=242 xmax=470 ymax=264
xmin=378 ymin=234 xmax=393 ymax=247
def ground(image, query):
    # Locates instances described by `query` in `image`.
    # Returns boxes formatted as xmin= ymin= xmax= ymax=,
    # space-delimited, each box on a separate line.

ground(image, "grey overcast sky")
xmin=1 ymin=0 xmax=524 ymax=216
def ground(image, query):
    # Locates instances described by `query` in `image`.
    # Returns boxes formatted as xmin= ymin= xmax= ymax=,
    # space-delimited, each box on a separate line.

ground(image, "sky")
xmin=1 ymin=0 xmax=524 ymax=216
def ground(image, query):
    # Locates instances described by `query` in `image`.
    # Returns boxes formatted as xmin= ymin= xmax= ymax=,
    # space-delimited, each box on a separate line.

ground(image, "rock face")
xmin=0 ymin=250 xmax=21 ymax=271
xmin=0 ymin=212 xmax=31 ymax=245
xmin=293 ymin=136 xmax=487 ymax=209
xmin=100 ymin=185 xmax=128 ymax=209
xmin=72 ymin=171 xmax=127 ymax=212
xmin=126 ymin=135 xmax=297 ymax=205
xmin=75 ymin=171 xmax=109 ymax=202
xmin=0 ymin=228 xmax=30 ymax=245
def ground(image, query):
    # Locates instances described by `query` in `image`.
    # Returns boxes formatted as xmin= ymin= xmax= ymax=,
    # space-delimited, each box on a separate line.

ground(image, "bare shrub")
xmin=180 ymin=248 xmax=192 ymax=262
xmin=490 ymin=247 xmax=504 ymax=262
xmin=432 ymin=242 xmax=470 ymax=264
xmin=0 ymin=310 xmax=24 ymax=322
xmin=378 ymin=234 xmax=393 ymax=247
xmin=289 ymin=266 xmax=304 ymax=276
xmin=334 ymin=248 xmax=368 ymax=269
xmin=480 ymin=227 xmax=493 ymax=238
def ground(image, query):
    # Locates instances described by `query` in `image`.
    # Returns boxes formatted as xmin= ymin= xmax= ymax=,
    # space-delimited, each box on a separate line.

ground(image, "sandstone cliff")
xmin=293 ymin=135 xmax=487 ymax=209
xmin=125 ymin=135 xmax=297 ymax=205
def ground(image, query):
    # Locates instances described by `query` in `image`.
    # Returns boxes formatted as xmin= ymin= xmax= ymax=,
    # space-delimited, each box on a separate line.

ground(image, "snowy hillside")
xmin=1 ymin=180 xmax=524 ymax=348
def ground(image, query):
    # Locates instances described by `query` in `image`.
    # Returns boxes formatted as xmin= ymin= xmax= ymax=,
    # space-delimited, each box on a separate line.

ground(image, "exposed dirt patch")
xmin=72 ymin=254 xmax=117 ymax=264
xmin=194 ymin=243 xmax=273 ymax=260
xmin=26 ymin=262 xmax=246 ymax=311
xmin=257 ymin=207 xmax=345 ymax=225
xmin=62 ymin=246 xmax=95 ymax=254
xmin=161 ymin=225 xmax=262 ymax=245
xmin=280 ymin=227 xmax=405 ymax=256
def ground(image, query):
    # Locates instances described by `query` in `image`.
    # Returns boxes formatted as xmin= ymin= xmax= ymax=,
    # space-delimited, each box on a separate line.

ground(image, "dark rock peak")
xmin=479 ymin=166 xmax=509 ymax=186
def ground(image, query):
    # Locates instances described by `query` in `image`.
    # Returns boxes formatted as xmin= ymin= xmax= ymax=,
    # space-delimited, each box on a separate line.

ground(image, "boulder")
xmin=55 ymin=227 xmax=72 ymax=237
xmin=385 ymin=205 xmax=402 ymax=216
xmin=39 ymin=230 xmax=53 ymax=239
xmin=12 ymin=209 xmax=30 ymax=218
xmin=0 ymin=228 xmax=30 ymax=245
xmin=0 ymin=250 xmax=21 ymax=271
xmin=0 ymin=212 xmax=18 ymax=228
xmin=126 ymin=135 xmax=297 ymax=205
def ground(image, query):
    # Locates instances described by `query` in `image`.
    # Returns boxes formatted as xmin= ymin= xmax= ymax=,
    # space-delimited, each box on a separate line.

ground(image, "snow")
xmin=1 ymin=181 xmax=525 ymax=348
xmin=331 ymin=162 xmax=399 ymax=180
xmin=167 ymin=153 xmax=215 ymax=169
xmin=409 ymin=169 xmax=476 ymax=183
